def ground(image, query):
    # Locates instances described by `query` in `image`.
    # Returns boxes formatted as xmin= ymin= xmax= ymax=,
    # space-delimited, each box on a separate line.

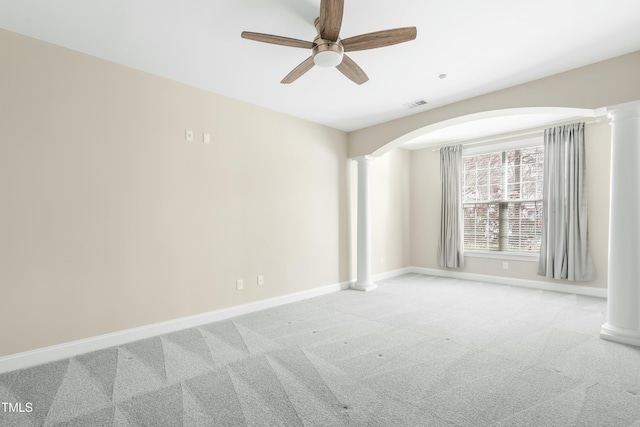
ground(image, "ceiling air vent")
xmin=404 ymin=99 xmax=428 ymax=109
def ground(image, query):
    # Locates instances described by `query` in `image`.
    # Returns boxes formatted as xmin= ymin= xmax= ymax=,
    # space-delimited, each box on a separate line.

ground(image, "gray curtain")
xmin=438 ymin=145 xmax=464 ymax=268
xmin=538 ymin=122 xmax=594 ymax=281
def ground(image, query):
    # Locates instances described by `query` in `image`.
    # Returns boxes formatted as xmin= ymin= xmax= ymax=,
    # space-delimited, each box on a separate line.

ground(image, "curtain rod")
xmin=430 ymin=117 xmax=603 ymax=152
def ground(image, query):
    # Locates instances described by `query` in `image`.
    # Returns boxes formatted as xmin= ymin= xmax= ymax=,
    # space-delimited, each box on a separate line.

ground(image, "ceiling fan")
xmin=241 ymin=0 xmax=417 ymax=85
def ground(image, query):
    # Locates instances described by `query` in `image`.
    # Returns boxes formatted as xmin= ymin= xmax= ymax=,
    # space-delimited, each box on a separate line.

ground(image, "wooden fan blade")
xmin=319 ymin=0 xmax=344 ymax=41
xmin=336 ymin=54 xmax=369 ymax=85
xmin=241 ymin=32 xmax=314 ymax=49
xmin=281 ymin=56 xmax=315 ymax=84
xmin=342 ymin=27 xmax=417 ymax=52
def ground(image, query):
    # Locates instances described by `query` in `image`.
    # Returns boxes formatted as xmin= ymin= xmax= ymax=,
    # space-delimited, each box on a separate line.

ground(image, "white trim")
xmin=372 ymin=267 xmax=413 ymax=281
xmin=408 ymin=267 xmax=607 ymax=298
xmin=0 ymin=280 xmax=352 ymax=374
xmin=0 ymin=266 xmax=607 ymax=374
xmin=464 ymin=250 xmax=539 ymax=262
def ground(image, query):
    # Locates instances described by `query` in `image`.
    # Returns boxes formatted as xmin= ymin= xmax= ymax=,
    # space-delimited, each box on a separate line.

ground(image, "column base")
xmin=600 ymin=323 xmax=640 ymax=347
xmin=350 ymin=281 xmax=378 ymax=292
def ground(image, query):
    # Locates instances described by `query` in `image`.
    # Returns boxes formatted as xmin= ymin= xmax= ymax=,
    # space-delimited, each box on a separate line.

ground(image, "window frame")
xmin=461 ymin=137 xmax=544 ymax=261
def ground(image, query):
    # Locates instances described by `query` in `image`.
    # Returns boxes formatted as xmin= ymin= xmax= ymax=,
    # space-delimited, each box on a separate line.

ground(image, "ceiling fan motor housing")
xmin=313 ymin=39 xmax=344 ymax=67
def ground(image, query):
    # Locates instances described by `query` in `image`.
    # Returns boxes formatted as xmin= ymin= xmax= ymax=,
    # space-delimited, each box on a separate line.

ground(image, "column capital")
xmin=607 ymin=100 xmax=640 ymax=121
xmin=352 ymin=155 xmax=375 ymax=165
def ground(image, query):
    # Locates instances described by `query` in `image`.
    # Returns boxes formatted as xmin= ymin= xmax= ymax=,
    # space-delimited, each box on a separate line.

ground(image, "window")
xmin=462 ymin=144 xmax=544 ymax=254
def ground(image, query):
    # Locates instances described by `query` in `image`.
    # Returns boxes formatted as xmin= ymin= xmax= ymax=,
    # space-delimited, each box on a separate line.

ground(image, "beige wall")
xmin=360 ymin=52 xmax=640 ymax=292
xmin=409 ymin=120 xmax=611 ymax=289
xmin=369 ymin=149 xmax=412 ymax=275
xmin=349 ymin=50 xmax=640 ymax=158
xmin=0 ymin=29 xmax=350 ymax=356
xmin=1 ymin=27 xmax=632 ymax=357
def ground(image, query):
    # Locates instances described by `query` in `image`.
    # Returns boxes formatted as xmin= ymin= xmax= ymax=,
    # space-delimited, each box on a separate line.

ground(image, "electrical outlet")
xmin=203 ymin=132 xmax=210 ymax=144
xmin=257 ymin=275 xmax=264 ymax=286
xmin=502 ymin=262 xmax=509 ymax=270
xmin=236 ymin=279 xmax=243 ymax=290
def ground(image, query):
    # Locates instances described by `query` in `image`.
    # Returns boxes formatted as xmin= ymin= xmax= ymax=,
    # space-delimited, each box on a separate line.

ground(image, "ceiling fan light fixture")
xmin=313 ymin=42 xmax=344 ymax=67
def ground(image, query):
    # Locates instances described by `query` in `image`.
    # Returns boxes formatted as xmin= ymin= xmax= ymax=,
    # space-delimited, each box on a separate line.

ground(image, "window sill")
xmin=464 ymin=250 xmax=539 ymax=262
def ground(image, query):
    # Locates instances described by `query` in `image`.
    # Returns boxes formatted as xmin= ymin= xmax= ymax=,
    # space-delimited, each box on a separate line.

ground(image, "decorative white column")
xmin=601 ymin=100 xmax=640 ymax=346
xmin=352 ymin=156 xmax=377 ymax=291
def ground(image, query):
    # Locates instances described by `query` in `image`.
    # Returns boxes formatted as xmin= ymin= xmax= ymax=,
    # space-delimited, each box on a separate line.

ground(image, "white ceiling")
xmin=1 ymin=0 xmax=639 ymax=132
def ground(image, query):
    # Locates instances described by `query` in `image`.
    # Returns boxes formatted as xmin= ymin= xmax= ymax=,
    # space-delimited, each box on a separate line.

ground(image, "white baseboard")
xmin=373 ymin=267 xmax=413 ymax=281
xmin=0 ymin=267 xmax=607 ymax=374
xmin=408 ymin=266 xmax=608 ymax=298
xmin=0 ymin=280 xmax=352 ymax=374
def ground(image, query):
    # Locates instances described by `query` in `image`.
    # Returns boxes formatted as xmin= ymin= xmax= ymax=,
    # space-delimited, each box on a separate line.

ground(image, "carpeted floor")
xmin=1 ymin=274 xmax=640 ymax=426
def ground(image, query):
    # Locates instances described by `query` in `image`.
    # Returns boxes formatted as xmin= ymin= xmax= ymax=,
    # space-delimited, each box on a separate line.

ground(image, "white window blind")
xmin=462 ymin=146 xmax=544 ymax=253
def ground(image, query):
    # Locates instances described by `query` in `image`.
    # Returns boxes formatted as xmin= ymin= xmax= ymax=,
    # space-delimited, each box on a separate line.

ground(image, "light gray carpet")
xmin=2 ymin=274 xmax=640 ymax=426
